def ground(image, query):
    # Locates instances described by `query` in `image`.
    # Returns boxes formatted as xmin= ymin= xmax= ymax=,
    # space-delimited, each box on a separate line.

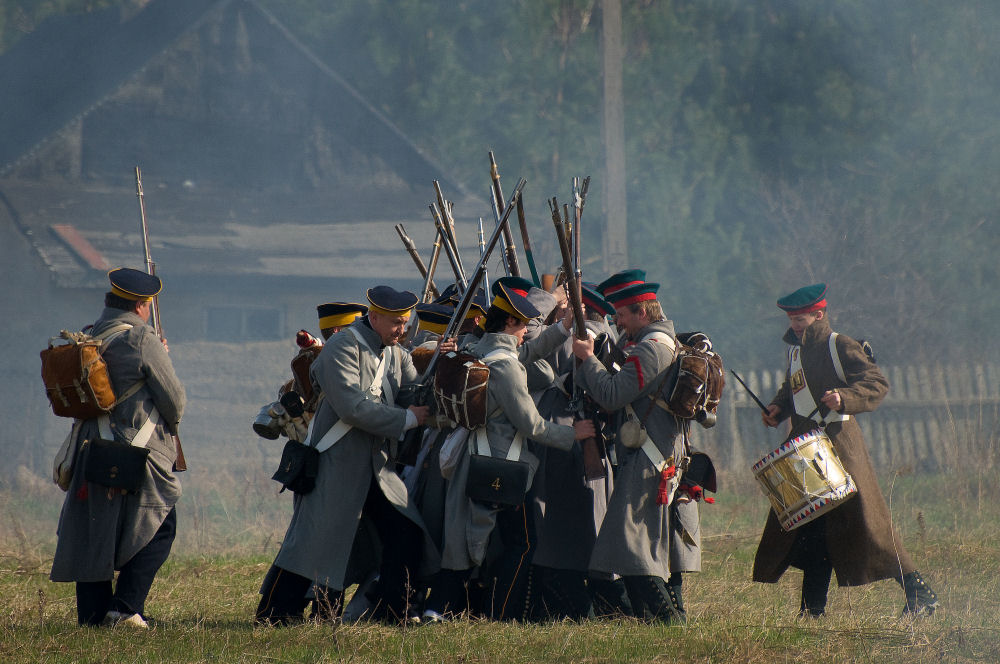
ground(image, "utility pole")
xmin=601 ymin=0 xmax=628 ymax=270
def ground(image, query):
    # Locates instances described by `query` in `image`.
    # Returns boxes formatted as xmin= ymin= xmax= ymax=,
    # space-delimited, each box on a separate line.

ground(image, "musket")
xmin=135 ymin=167 xmax=160 ymax=334
xmin=550 ymin=198 xmax=588 ymax=338
xmin=729 ymin=369 xmax=769 ymax=413
xmin=488 ymin=151 xmax=521 ymax=277
xmin=420 ymin=179 xmax=526 ymax=382
xmin=547 ymin=266 xmax=567 ymax=294
xmin=396 ymin=180 xmax=527 ymax=460
xmin=489 ymin=186 xmax=511 ymax=276
xmin=550 ymin=194 xmax=605 ymax=480
xmin=395 ymin=223 xmax=439 ymax=300
xmin=433 ymin=181 xmax=468 ymax=283
xmin=135 ymin=166 xmax=187 ymax=472
xmin=573 ymin=176 xmax=590 ymax=289
xmin=516 ymin=195 xmax=540 ymax=287
xmin=478 ymin=217 xmax=489 ymax=292
xmin=430 ymin=203 xmax=467 ymax=292
xmin=420 ymin=229 xmax=444 ymax=304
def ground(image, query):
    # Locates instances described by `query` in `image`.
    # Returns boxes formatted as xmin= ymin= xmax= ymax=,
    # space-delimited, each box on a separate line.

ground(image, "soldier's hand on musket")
xmin=762 ymin=404 xmax=781 ymax=428
xmin=572 ymin=336 xmax=594 ymax=360
xmin=573 ymin=419 xmax=596 ymax=440
xmin=408 ymin=405 xmax=430 ymax=426
xmin=437 ymin=337 xmax=457 ymax=354
xmin=160 ymin=337 xmax=170 ymax=354
xmin=561 ymin=306 xmax=575 ymax=331
xmin=820 ymin=389 xmax=843 ymax=412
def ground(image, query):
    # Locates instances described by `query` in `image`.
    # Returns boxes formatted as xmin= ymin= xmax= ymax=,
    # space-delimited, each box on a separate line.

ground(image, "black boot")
xmin=899 ymin=571 xmax=938 ymax=616
xmin=589 ymin=576 xmax=634 ymax=618
xmin=666 ymin=573 xmax=687 ymax=624
xmin=623 ymin=575 xmax=685 ymax=625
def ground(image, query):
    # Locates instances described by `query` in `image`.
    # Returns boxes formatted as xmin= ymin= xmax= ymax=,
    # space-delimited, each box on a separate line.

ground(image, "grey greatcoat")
xmin=752 ymin=316 xmax=915 ymax=586
xmin=51 ymin=308 xmax=186 ymax=583
xmin=532 ymin=318 xmax=615 ymax=571
xmin=618 ymin=333 xmax=702 ymax=575
xmin=272 ymin=318 xmax=438 ymax=590
xmin=440 ymin=324 xmax=576 ymax=571
xmin=577 ymin=319 xmax=682 ymax=579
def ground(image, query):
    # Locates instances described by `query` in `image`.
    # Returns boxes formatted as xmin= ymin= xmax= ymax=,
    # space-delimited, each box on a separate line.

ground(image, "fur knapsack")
xmin=661 ymin=332 xmax=725 ymax=428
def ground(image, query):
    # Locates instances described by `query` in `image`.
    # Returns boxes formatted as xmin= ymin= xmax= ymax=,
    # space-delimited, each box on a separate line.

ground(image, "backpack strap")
xmin=96 ymin=407 xmax=160 ymax=449
xmin=95 ymin=324 xmax=148 ymax=407
xmin=93 ymin=323 xmax=133 ymax=343
xmin=481 ymin=348 xmax=518 ymax=364
xmin=636 ymin=330 xmax=677 ymax=354
xmin=310 ymin=328 xmax=391 ymax=454
xmin=470 ymin=348 xmax=523 ymax=460
xmin=473 ymin=427 xmax=524 ymax=461
xmin=829 ymin=332 xmax=847 ymax=383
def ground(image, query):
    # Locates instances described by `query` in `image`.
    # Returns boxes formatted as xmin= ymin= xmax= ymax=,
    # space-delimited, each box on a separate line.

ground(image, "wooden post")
xmin=600 ymin=0 xmax=628 ymax=271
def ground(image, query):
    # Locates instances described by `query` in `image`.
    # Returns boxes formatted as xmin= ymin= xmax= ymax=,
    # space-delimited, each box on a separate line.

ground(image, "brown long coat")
xmin=752 ymin=317 xmax=915 ymax=586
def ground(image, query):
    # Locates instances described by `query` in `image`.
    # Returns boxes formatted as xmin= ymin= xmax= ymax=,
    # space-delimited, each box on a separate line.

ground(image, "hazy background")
xmin=0 ymin=1 xmax=996 ymax=523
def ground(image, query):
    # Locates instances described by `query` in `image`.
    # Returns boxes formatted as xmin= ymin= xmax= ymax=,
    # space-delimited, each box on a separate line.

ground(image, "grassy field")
xmin=1 ymin=467 xmax=997 ymax=663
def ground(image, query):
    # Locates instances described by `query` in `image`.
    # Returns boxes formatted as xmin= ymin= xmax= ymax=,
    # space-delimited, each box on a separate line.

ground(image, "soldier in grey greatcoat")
xmin=256 ymin=286 xmax=438 ymax=625
xmin=50 ymin=268 xmax=186 ymax=628
xmin=572 ymin=275 xmax=687 ymax=623
xmin=422 ymin=281 xmax=594 ymax=622
xmin=755 ymin=283 xmax=939 ymax=617
xmin=531 ymin=282 xmax=617 ymax=620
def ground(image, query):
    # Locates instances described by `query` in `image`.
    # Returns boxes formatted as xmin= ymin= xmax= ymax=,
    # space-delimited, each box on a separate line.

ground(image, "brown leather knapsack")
xmin=40 ymin=324 xmax=132 ymax=419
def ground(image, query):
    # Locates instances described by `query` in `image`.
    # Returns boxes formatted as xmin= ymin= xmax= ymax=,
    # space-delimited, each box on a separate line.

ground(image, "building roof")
xmin=0 ymin=0 xmax=483 ymax=291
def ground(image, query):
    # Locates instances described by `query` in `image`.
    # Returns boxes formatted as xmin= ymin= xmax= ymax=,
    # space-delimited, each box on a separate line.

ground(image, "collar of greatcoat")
xmin=471 ymin=331 xmax=520 ymax=358
xmin=782 ymin=315 xmax=832 ymax=347
xmin=94 ymin=308 xmax=148 ymax=335
xmin=352 ymin=317 xmax=387 ymax=353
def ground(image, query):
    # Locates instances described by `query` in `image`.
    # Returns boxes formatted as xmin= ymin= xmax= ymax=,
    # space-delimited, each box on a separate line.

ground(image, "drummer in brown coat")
xmin=754 ymin=283 xmax=938 ymax=617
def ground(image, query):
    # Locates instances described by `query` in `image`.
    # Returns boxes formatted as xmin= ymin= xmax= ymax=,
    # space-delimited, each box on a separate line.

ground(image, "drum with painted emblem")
xmin=751 ymin=429 xmax=857 ymax=531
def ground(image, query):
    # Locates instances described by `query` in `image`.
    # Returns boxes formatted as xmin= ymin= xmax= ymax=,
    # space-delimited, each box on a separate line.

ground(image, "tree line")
xmin=5 ymin=0 xmax=998 ymax=368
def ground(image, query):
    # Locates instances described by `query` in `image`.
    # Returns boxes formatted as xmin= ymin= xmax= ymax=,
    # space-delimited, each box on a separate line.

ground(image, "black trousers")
xmin=256 ymin=477 xmax=423 ymax=624
xmin=791 ymin=517 xmax=833 ymax=614
xmin=76 ymin=507 xmax=177 ymax=625
xmin=425 ymin=502 xmax=535 ymax=621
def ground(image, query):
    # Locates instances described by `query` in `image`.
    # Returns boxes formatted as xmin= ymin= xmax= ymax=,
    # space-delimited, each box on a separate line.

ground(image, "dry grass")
xmin=0 ymin=464 xmax=998 ymax=663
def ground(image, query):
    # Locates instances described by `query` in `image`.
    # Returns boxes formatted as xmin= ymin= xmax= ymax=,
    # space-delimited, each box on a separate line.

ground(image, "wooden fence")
xmin=691 ymin=362 xmax=1000 ymax=473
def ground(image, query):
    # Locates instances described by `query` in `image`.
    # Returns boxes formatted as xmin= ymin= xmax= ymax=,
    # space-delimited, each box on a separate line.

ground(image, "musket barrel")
xmin=433 ymin=181 xmax=467 ymax=281
xmin=134 ymin=165 xmax=185 ymax=471
xmin=395 ymin=224 xmax=438 ymax=299
xmin=515 ymin=195 xmax=540 ymax=287
xmin=490 ymin=187 xmax=512 ymax=276
xmin=488 ymin=152 xmax=521 ymax=276
xmin=420 ymin=230 xmax=443 ymax=303
xmin=430 ymin=203 xmax=467 ymax=291
xmin=550 ymin=198 xmax=588 ymax=339
xmin=135 ymin=166 xmax=161 ymax=336
xmin=419 ymin=179 xmax=526 ymax=382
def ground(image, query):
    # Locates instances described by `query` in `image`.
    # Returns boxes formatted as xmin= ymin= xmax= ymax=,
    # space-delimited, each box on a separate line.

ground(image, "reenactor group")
xmin=46 ymin=230 xmax=939 ymax=630
xmin=245 ymin=273 xmax=937 ymax=626
xmin=251 ymin=272 xmax=711 ymax=625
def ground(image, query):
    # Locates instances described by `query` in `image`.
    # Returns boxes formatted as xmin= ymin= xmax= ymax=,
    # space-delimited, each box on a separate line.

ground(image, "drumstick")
xmin=730 ymin=370 xmax=769 ymax=413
